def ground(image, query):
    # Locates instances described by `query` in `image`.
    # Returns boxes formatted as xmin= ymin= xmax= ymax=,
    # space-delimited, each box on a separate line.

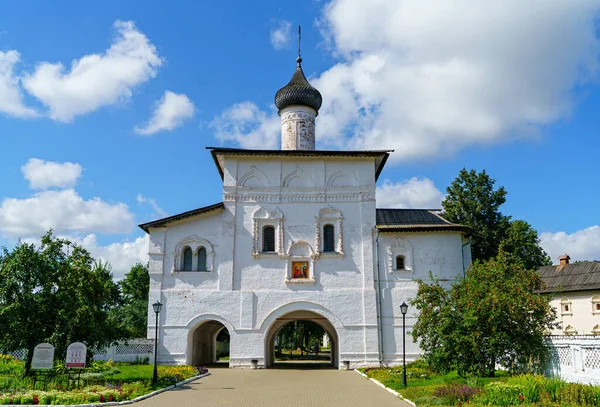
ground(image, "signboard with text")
xmin=65 ymin=342 xmax=87 ymax=368
xmin=31 ymin=343 xmax=54 ymax=370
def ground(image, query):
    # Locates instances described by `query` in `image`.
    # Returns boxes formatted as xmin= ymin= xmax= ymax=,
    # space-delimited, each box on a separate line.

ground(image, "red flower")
xmin=109 ymin=394 xmax=114 ymax=402
xmin=518 ymin=394 xmax=525 ymax=402
xmin=33 ymin=395 xmax=39 ymax=405
xmin=100 ymin=394 xmax=105 ymax=402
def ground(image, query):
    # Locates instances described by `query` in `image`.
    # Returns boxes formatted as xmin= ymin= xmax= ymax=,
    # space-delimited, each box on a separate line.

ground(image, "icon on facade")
xmin=292 ymin=261 xmax=309 ymax=279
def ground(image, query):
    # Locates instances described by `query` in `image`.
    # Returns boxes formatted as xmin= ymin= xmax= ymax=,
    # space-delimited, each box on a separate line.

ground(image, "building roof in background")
xmin=138 ymin=202 xmax=224 ymax=233
xmin=207 ymin=147 xmax=392 ymax=181
xmin=536 ymin=261 xmax=600 ymax=293
xmin=376 ymin=209 xmax=470 ymax=233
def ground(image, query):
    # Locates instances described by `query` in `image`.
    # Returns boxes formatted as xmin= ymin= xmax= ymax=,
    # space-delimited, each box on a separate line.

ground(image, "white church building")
xmin=139 ymin=51 xmax=472 ymax=369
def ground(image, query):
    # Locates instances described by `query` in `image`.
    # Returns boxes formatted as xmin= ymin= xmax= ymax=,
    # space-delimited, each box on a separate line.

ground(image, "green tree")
xmin=411 ymin=255 xmax=558 ymax=377
xmin=499 ymin=220 xmax=552 ymax=270
xmin=0 ymin=232 xmax=121 ymax=376
xmin=108 ymin=263 xmax=149 ymax=338
xmin=442 ymin=168 xmax=509 ymax=261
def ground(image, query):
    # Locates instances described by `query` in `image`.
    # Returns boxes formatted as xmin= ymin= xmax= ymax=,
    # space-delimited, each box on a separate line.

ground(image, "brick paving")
xmin=137 ymin=367 xmax=411 ymax=406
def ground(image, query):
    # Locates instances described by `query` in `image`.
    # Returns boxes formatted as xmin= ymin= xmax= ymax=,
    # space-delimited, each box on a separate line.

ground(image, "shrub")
xmin=473 ymin=382 xmax=525 ymax=406
xmin=433 ymin=383 xmax=481 ymax=405
xmin=557 ymin=383 xmax=600 ymax=406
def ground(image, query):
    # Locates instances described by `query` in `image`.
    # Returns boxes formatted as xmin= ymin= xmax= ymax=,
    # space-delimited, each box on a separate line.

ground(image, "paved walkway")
xmin=138 ymin=368 xmax=410 ymax=406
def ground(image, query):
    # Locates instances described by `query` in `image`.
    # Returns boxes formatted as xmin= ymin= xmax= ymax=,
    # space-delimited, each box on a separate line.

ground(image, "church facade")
xmin=140 ymin=53 xmax=471 ymax=369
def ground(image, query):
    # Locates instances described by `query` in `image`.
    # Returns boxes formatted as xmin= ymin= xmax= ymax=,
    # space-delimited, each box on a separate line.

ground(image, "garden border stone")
xmin=354 ymin=369 xmax=416 ymax=407
xmin=4 ymin=372 xmax=211 ymax=407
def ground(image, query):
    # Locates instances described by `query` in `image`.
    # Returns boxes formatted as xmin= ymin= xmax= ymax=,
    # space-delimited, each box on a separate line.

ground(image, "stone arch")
xmin=260 ymin=302 xmax=342 ymax=368
xmin=282 ymin=166 xmax=312 ymax=188
xmin=185 ymin=314 xmax=235 ymax=365
xmin=239 ymin=166 xmax=269 ymax=188
xmin=326 ymin=170 xmax=358 ymax=187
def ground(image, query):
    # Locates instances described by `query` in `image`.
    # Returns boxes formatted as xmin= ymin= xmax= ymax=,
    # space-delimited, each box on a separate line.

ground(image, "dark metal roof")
xmin=138 ymin=202 xmax=224 ymax=233
xmin=535 ymin=261 xmax=600 ymax=293
xmin=208 ymin=147 xmax=392 ymax=181
xmin=274 ymin=59 xmax=322 ymax=113
xmin=376 ymin=209 xmax=470 ymax=233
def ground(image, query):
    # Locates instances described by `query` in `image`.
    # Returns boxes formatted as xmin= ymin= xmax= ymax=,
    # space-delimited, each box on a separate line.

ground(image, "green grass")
xmin=0 ymin=355 xmax=204 ymax=405
xmin=361 ymin=361 xmax=600 ymax=407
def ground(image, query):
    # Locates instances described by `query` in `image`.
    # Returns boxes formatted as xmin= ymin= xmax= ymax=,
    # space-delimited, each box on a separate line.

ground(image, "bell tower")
xmin=274 ymin=26 xmax=322 ymax=150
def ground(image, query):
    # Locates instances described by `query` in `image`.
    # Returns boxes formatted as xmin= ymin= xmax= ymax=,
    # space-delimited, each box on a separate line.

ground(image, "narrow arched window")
xmin=323 ymin=224 xmax=335 ymax=252
xmin=263 ymin=226 xmax=275 ymax=252
xmin=396 ymin=255 xmax=405 ymax=270
xmin=183 ymin=247 xmax=193 ymax=271
xmin=197 ymin=247 xmax=207 ymax=271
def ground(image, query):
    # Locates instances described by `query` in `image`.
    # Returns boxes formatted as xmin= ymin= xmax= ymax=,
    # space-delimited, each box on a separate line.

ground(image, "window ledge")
xmin=171 ymin=270 xmax=212 ymax=275
xmin=252 ymin=251 xmax=283 ymax=259
xmin=318 ymin=252 xmax=344 ymax=259
xmin=390 ymin=268 xmax=414 ymax=274
xmin=285 ymin=277 xmax=316 ymax=285
xmin=561 ymin=312 xmax=573 ymax=316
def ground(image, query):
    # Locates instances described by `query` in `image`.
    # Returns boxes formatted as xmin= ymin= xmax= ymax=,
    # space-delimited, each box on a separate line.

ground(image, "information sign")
xmin=31 ymin=343 xmax=54 ymax=370
xmin=65 ymin=342 xmax=87 ymax=368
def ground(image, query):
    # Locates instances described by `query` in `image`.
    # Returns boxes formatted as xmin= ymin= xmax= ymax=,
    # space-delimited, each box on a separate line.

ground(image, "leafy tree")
xmin=411 ymin=255 xmax=558 ymax=377
xmin=0 ymin=232 xmax=121 ymax=376
xmin=108 ymin=263 xmax=150 ymax=338
xmin=499 ymin=220 xmax=552 ymax=270
xmin=442 ymin=168 xmax=509 ymax=262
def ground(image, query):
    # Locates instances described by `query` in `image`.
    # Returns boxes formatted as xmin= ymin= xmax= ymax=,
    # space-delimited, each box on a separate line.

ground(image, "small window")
xmin=263 ymin=226 xmax=275 ymax=252
xmin=183 ymin=247 xmax=193 ymax=271
xmin=197 ymin=247 xmax=207 ymax=271
xmin=396 ymin=255 xmax=405 ymax=270
xmin=323 ymin=224 xmax=335 ymax=252
xmin=593 ymin=295 xmax=600 ymax=314
xmin=560 ymin=297 xmax=572 ymax=315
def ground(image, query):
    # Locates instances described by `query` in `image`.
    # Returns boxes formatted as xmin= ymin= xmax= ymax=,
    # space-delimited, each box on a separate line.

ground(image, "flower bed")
xmin=361 ymin=360 xmax=600 ymax=406
xmin=0 ymin=355 xmax=208 ymax=405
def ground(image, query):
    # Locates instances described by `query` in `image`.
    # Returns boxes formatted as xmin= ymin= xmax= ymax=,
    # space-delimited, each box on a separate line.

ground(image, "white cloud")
xmin=75 ymin=234 xmax=149 ymax=280
xmin=216 ymin=1 xmax=600 ymax=162
xmin=210 ymin=101 xmax=280 ymax=149
xmin=22 ymin=20 xmax=162 ymax=122
xmin=540 ymin=225 xmax=600 ymax=263
xmin=0 ymin=189 xmax=134 ymax=238
xmin=271 ymin=20 xmax=292 ymax=50
xmin=0 ymin=50 xmax=38 ymax=118
xmin=21 ymin=158 xmax=83 ymax=189
xmin=137 ymin=194 xmax=168 ymax=219
xmin=135 ymin=91 xmax=195 ymax=135
xmin=376 ymin=177 xmax=444 ymax=209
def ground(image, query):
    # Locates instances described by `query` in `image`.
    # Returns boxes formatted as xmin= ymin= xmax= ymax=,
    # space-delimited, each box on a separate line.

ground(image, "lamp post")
xmin=400 ymin=302 xmax=408 ymax=387
xmin=152 ymin=301 xmax=163 ymax=385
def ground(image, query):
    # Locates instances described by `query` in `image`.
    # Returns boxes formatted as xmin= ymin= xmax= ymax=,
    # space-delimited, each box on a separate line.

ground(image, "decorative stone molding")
xmin=314 ymin=206 xmax=344 ymax=258
xmin=592 ymin=295 xmax=600 ymax=315
xmin=238 ymin=166 xmax=269 ymax=188
xmin=223 ymin=191 xmax=375 ymax=203
xmin=285 ymin=241 xmax=317 ymax=285
xmin=172 ymin=235 xmax=215 ymax=273
xmin=280 ymin=107 xmax=316 ymax=151
xmin=252 ymin=206 xmax=285 ymax=259
xmin=282 ymin=166 xmax=313 ymax=188
xmin=387 ymin=237 xmax=414 ymax=273
xmin=561 ymin=297 xmax=573 ymax=316
xmin=326 ymin=170 xmax=358 ymax=187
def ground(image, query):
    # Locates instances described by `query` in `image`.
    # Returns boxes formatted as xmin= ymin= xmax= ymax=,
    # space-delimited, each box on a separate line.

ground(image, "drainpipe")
xmin=374 ymin=229 xmax=384 ymax=367
xmin=461 ymin=235 xmax=472 ymax=278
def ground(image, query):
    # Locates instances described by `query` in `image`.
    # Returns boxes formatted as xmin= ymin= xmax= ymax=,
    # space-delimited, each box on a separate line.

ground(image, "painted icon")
xmin=292 ymin=261 xmax=309 ymax=279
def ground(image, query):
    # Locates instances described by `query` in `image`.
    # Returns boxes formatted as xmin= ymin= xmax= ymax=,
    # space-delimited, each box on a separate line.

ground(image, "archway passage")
xmin=191 ymin=320 xmax=230 ymax=367
xmin=265 ymin=310 xmax=339 ymax=369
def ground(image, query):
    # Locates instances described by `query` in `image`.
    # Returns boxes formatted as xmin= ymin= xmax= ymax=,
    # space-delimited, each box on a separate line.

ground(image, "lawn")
xmin=0 ymin=354 xmax=207 ymax=405
xmin=361 ymin=360 xmax=600 ymax=406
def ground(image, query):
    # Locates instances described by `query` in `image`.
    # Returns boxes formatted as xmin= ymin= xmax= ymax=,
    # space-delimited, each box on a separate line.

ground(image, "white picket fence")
xmin=7 ymin=339 xmax=155 ymax=364
xmin=94 ymin=339 xmax=155 ymax=363
xmin=547 ymin=335 xmax=600 ymax=385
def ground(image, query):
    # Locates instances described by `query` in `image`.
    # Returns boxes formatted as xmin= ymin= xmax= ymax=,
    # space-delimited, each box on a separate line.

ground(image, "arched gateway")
xmin=186 ymin=316 xmax=232 ymax=366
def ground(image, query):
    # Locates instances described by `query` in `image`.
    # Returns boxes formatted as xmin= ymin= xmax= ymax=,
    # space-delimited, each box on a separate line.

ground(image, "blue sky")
xmin=1 ymin=0 xmax=599 ymax=278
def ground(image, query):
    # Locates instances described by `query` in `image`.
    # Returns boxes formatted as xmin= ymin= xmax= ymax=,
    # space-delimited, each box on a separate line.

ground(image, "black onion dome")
xmin=274 ymin=58 xmax=322 ymax=114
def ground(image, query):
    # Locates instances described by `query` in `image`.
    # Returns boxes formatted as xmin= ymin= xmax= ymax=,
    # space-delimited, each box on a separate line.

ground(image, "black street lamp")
xmin=400 ymin=302 xmax=409 ymax=387
xmin=152 ymin=301 xmax=163 ymax=385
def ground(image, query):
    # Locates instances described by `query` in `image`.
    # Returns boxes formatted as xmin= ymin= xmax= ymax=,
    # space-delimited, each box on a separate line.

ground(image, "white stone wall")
xmin=146 ymin=154 xmax=470 ymax=369
xmin=548 ymin=290 xmax=600 ymax=335
xmin=547 ymin=336 xmax=600 ymax=385
xmin=376 ymin=232 xmax=470 ymax=365
xmin=280 ymin=106 xmax=316 ymax=150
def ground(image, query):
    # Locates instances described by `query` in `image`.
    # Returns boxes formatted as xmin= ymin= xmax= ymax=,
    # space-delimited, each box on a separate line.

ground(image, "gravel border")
xmin=5 ymin=372 xmax=211 ymax=407
xmin=354 ymin=369 xmax=416 ymax=407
